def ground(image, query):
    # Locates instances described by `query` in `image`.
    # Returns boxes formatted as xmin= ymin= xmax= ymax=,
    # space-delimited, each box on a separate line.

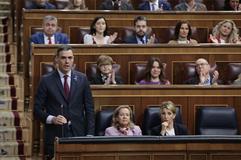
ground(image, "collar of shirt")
xmin=149 ymin=1 xmax=159 ymax=10
xmin=136 ymin=35 xmax=146 ymax=44
xmin=184 ymin=2 xmax=196 ymax=11
xmin=101 ymin=73 xmax=108 ymax=82
xmin=203 ymin=75 xmax=211 ymax=85
xmin=57 ymin=69 xmax=72 ymax=86
xmin=165 ymin=128 xmax=175 ymax=136
xmin=44 ymin=34 xmax=55 ymax=44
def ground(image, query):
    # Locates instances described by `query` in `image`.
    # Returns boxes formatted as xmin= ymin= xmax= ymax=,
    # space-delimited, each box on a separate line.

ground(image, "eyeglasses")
xmin=196 ymin=63 xmax=208 ymax=67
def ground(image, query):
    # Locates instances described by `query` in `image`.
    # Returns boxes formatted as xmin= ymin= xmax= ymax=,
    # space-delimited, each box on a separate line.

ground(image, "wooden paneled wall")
xmin=23 ymin=11 xmax=241 ymax=96
xmin=31 ymin=44 xmax=241 ymax=133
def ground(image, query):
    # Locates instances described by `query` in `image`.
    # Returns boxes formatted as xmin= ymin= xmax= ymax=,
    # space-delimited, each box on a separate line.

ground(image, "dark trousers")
xmin=44 ymin=124 xmax=74 ymax=160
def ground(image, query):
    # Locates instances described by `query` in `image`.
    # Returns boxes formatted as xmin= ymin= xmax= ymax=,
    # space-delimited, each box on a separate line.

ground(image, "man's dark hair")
xmin=56 ymin=45 xmax=72 ymax=57
xmin=134 ymin=16 xmax=147 ymax=26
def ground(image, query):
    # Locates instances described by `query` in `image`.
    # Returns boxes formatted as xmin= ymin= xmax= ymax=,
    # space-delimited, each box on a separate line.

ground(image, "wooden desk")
xmin=55 ymin=136 xmax=241 ymax=160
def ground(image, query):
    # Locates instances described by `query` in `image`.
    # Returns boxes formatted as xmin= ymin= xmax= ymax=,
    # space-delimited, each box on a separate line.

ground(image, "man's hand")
xmin=199 ymin=72 xmax=206 ymax=85
xmin=52 ymin=115 xmax=67 ymax=125
xmin=212 ymin=70 xmax=219 ymax=85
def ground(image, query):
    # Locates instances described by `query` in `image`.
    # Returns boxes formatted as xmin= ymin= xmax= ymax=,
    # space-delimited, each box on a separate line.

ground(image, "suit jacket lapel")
xmin=68 ymin=71 xmax=78 ymax=102
xmin=54 ymin=33 xmax=59 ymax=44
xmin=54 ymin=70 xmax=68 ymax=101
xmin=40 ymin=32 xmax=45 ymax=44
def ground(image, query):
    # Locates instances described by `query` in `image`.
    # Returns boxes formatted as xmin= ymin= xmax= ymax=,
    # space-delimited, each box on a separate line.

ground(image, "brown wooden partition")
xmin=23 ymin=10 xmax=241 ymax=96
xmin=55 ymin=136 xmax=241 ymax=160
xmin=31 ymin=44 xmax=241 ymax=131
xmin=31 ymin=44 xmax=241 ymax=90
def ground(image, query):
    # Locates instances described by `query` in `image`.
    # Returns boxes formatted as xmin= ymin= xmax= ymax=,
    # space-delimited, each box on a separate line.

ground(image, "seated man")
xmin=185 ymin=58 xmax=219 ymax=85
xmin=99 ymin=0 xmax=133 ymax=10
xmin=30 ymin=15 xmax=69 ymax=44
xmin=25 ymin=0 xmax=56 ymax=9
xmin=174 ymin=0 xmax=207 ymax=11
xmin=138 ymin=0 xmax=172 ymax=11
xmin=124 ymin=16 xmax=156 ymax=44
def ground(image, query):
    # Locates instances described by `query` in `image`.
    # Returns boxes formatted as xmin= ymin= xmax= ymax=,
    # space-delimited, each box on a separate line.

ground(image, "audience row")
xmin=30 ymin=15 xmax=241 ymax=45
xmin=25 ymin=0 xmax=241 ymax=11
xmin=90 ymin=55 xmax=237 ymax=85
xmin=104 ymin=101 xmax=187 ymax=136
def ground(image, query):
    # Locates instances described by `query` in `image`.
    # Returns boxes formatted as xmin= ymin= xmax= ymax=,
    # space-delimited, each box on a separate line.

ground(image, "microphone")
xmin=60 ymin=104 xmax=64 ymax=137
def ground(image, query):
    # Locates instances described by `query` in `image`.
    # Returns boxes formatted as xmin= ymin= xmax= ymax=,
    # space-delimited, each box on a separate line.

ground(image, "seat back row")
xmin=95 ymin=106 xmax=239 ymax=136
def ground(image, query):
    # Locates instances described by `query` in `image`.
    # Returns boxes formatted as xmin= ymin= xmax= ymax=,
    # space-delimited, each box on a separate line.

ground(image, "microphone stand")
xmin=60 ymin=104 xmax=64 ymax=137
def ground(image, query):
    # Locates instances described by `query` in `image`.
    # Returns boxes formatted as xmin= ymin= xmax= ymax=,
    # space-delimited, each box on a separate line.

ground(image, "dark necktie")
xmin=140 ymin=37 xmax=145 ymax=44
xmin=113 ymin=1 xmax=120 ymax=10
xmin=64 ymin=75 xmax=70 ymax=97
xmin=151 ymin=3 xmax=155 ymax=11
xmin=48 ymin=37 xmax=52 ymax=44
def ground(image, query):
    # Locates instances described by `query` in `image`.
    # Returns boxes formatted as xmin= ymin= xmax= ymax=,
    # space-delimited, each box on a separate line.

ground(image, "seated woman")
xmin=223 ymin=0 xmax=241 ymax=11
xmin=83 ymin=16 xmax=118 ymax=45
xmin=151 ymin=101 xmax=188 ymax=136
xmin=64 ymin=0 xmax=88 ymax=10
xmin=138 ymin=57 xmax=170 ymax=85
xmin=209 ymin=19 xmax=241 ymax=44
xmin=91 ymin=55 xmax=123 ymax=85
xmin=105 ymin=105 xmax=142 ymax=136
xmin=168 ymin=20 xmax=198 ymax=45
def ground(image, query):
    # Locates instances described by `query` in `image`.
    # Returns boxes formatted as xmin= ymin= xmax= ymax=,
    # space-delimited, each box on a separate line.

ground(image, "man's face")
xmin=195 ymin=58 xmax=210 ymax=75
xmin=149 ymin=0 xmax=157 ymax=2
xmin=99 ymin=64 xmax=112 ymax=76
xmin=43 ymin=20 xmax=58 ymax=37
xmin=135 ymin=20 xmax=147 ymax=37
xmin=35 ymin=0 xmax=46 ymax=5
xmin=185 ymin=0 xmax=193 ymax=3
xmin=56 ymin=50 xmax=74 ymax=74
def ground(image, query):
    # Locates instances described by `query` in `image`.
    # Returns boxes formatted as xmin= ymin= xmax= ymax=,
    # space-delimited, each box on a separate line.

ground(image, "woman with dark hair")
xmin=105 ymin=105 xmax=142 ymax=136
xmin=223 ymin=0 xmax=240 ymax=11
xmin=83 ymin=16 xmax=118 ymax=44
xmin=138 ymin=57 xmax=170 ymax=85
xmin=168 ymin=20 xmax=198 ymax=44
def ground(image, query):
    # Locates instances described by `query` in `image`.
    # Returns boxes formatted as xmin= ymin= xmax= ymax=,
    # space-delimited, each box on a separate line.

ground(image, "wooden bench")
xmin=55 ymin=136 xmax=241 ymax=160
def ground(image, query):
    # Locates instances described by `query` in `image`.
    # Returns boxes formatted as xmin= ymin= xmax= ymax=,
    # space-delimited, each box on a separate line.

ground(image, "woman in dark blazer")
xmin=151 ymin=101 xmax=188 ymax=136
xmin=91 ymin=55 xmax=123 ymax=85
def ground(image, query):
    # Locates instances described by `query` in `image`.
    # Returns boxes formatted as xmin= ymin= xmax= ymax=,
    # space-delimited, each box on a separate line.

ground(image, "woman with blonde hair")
xmin=210 ymin=19 xmax=240 ymax=44
xmin=105 ymin=105 xmax=142 ymax=136
xmin=151 ymin=101 xmax=188 ymax=136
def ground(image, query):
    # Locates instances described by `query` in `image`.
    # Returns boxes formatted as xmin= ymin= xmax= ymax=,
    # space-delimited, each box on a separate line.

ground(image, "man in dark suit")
xmin=25 ymin=0 xmax=56 ymax=9
xmin=99 ymin=0 xmax=133 ymax=10
xmin=124 ymin=16 xmax=156 ymax=44
xmin=34 ymin=45 xmax=95 ymax=160
xmin=185 ymin=58 xmax=219 ymax=85
xmin=138 ymin=0 xmax=172 ymax=11
xmin=30 ymin=15 xmax=69 ymax=44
